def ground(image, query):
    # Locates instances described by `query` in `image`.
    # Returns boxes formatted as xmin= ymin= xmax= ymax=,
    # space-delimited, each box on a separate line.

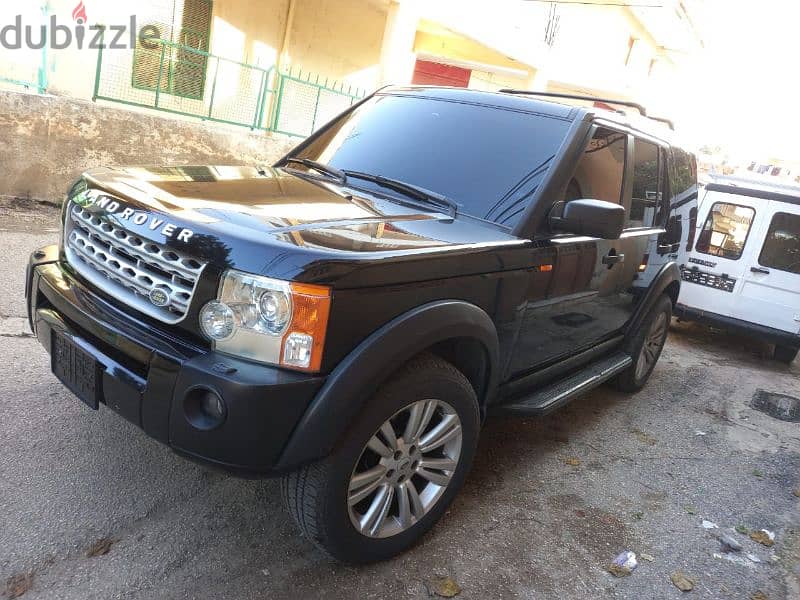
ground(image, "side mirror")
xmin=549 ymin=199 xmax=625 ymax=240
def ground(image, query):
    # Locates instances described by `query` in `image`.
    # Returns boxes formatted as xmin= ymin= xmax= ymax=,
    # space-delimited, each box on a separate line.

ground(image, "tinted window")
xmin=669 ymin=148 xmax=697 ymax=200
xmin=629 ymin=139 xmax=662 ymax=227
xmin=564 ymin=127 xmax=626 ymax=204
xmin=759 ymin=212 xmax=800 ymax=274
xmin=296 ymin=95 xmax=571 ymax=229
xmin=696 ymin=201 xmax=755 ymax=260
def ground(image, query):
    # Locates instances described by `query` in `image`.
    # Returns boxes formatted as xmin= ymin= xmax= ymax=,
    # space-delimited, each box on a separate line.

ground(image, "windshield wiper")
xmin=342 ymin=170 xmax=458 ymax=217
xmin=282 ymin=157 xmax=346 ymax=182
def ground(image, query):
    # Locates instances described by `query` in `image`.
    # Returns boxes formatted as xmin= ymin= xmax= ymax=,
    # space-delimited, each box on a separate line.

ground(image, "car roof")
xmin=706 ymin=175 xmax=800 ymax=206
xmin=379 ymin=85 xmax=682 ymax=146
xmin=379 ymin=85 xmax=580 ymax=120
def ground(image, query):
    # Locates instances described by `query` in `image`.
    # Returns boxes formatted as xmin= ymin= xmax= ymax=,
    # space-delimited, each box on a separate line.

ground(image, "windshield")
xmin=294 ymin=94 xmax=571 ymax=229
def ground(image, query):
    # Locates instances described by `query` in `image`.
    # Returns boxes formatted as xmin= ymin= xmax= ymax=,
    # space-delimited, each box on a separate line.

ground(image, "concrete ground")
xmin=1 ymin=206 xmax=798 ymax=600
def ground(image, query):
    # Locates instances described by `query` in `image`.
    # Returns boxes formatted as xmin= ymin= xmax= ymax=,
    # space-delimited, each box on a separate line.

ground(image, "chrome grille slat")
xmin=68 ymin=229 xmax=191 ymax=313
xmin=71 ymin=206 xmax=202 ymax=282
xmin=64 ymin=201 xmax=206 ymax=323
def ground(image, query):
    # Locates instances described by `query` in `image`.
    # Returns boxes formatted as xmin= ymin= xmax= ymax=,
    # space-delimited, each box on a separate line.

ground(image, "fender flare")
xmin=625 ymin=262 xmax=681 ymax=337
xmin=276 ymin=300 xmax=499 ymax=471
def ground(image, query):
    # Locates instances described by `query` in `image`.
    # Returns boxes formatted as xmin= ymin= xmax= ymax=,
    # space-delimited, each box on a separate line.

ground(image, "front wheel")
xmin=613 ymin=295 xmax=672 ymax=392
xmin=281 ymin=354 xmax=480 ymax=563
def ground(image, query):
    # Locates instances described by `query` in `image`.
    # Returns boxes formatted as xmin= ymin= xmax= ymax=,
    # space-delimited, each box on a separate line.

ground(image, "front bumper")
xmin=26 ymin=246 xmax=325 ymax=476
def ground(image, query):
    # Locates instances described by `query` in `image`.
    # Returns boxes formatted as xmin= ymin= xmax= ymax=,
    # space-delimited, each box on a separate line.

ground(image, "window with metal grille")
xmin=132 ymin=0 xmax=213 ymax=100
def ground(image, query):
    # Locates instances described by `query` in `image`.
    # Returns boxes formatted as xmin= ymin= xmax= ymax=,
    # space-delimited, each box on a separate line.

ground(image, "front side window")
xmin=695 ymin=201 xmax=755 ymax=260
xmin=563 ymin=127 xmax=626 ymax=205
xmin=296 ymin=95 xmax=571 ymax=229
xmin=629 ymin=139 xmax=662 ymax=228
xmin=759 ymin=212 xmax=800 ymax=274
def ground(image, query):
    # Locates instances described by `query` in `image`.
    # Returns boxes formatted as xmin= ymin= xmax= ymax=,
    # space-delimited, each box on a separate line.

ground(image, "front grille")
xmin=64 ymin=203 xmax=207 ymax=323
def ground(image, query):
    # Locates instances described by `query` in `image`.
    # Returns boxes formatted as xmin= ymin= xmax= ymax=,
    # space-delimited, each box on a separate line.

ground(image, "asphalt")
xmin=1 ymin=206 xmax=798 ymax=599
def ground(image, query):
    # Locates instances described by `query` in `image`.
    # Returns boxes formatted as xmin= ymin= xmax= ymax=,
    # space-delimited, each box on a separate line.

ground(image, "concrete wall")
xmin=0 ymin=90 xmax=295 ymax=204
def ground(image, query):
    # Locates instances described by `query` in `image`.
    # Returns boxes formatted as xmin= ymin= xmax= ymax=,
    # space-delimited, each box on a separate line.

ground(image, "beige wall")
xmin=0 ymin=0 xmax=386 ymax=101
xmin=0 ymin=90 xmax=295 ymax=204
xmin=288 ymin=0 xmax=387 ymax=91
xmin=210 ymin=0 xmax=289 ymax=68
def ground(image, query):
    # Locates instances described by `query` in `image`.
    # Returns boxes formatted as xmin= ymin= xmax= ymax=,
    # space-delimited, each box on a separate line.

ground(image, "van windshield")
xmin=293 ymin=94 xmax=571 ymax=229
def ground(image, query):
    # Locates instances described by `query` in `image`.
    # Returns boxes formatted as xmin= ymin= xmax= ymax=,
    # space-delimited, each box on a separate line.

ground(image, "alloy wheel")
xmin=347 ymin=399 xmax=463 ymax=538
xmin=635 ymin=312 xmax=668 ymax=380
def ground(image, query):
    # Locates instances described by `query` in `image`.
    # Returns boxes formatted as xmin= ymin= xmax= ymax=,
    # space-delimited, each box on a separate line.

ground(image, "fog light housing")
xmin=184 ymin=387 xmax=227 ymax=431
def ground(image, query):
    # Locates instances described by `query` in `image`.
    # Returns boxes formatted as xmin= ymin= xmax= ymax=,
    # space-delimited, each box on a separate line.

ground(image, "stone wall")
xmin=0 ymin=90 xmax=297 ymax=204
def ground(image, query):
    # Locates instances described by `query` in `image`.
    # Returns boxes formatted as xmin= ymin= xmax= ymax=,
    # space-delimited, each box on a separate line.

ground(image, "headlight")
xmin=199 ymin=270 xmax=331 ymax=372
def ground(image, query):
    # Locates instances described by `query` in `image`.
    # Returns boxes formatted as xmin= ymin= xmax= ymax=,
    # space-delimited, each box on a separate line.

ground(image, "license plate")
xmin=52 ymin=332 xmax=101 ymax=409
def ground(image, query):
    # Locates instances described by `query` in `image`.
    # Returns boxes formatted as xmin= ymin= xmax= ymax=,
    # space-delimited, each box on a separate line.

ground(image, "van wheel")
xmin=774 ymin=345 xmax=799 ymax=364
xmin=281 ymin=354 xmax=480 ymax=563
xmin=613 ymin=295 xmax=672 ymax=392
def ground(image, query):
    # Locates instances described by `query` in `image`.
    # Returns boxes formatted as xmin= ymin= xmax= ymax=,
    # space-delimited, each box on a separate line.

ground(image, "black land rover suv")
xmin=26 ymin=87 xmax=695 ymax=562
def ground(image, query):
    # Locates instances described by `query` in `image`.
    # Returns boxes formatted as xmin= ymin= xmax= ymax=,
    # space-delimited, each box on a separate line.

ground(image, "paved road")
xmin=1 ymin=210 xmax=798 ymax=599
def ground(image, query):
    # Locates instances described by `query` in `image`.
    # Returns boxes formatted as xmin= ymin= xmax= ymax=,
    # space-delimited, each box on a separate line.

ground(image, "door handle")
xmin=602 ymin=252 xmax=625 ymax=266
xmin=658 ymin=242 xmax=680 ymax=254
xmin=750 ymin=266 xmax=770 ymax=275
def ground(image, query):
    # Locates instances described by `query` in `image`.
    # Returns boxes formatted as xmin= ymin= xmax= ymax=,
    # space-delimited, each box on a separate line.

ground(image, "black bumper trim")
xmin=27 ymin=248 xmax=327 ymax=475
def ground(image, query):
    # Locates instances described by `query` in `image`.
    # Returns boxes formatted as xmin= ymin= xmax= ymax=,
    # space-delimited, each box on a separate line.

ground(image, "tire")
xmin=613 ymin=295 xmax=672 ymax=393
xmin=774 ymin=344 xmax=799 ymax=364
xmin=281 ymin=353 xmax=480 ymax=563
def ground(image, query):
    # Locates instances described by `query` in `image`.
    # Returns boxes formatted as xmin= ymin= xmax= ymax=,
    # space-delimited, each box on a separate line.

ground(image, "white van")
xmin=676 ymin=176 xmax=800 ymax=363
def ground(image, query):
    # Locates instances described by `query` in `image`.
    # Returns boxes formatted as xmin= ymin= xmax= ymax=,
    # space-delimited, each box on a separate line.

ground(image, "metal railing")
xmin=0 ymin=1 xmax=48 ymax=94
xmin=93 ymin=37 xmax=366 ymax=136
xmin=271 ymin=66 xmax=365 ymax=137
xmin=94 ymin=37 xmax=275 ymax=130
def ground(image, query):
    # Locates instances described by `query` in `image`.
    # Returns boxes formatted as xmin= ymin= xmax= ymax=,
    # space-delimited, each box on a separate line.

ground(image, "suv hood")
xmin=79 ymin=165 xmax=520 ymax=285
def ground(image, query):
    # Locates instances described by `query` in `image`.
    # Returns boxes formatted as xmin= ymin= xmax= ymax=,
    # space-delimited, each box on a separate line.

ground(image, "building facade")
xmin=1 ymin=0 xmax=703 ymax=137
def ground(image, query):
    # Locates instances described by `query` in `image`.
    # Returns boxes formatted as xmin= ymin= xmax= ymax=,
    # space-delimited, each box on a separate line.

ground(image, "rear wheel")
xmin=774 ymin=344 xmax=799 ymax=364
xmin=613 ymin=295 xmax=672 ymax=392
xmin=281 ymin=354 xmax=480 ymax=563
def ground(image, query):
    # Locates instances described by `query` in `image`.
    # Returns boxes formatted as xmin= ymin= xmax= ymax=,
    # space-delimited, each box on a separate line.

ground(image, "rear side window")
xmin=629 ymin=139 xmax=662 ymax=228
xmin=564 ymin=127 xmax=626 ymax=204
xmin=696 ymin=201 xmax=755 ymax=260
xmin=759 ymin=212 xmax=800 ymax=274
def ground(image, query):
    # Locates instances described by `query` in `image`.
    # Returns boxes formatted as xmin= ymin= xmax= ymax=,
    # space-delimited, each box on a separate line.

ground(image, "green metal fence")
xmin=93 ymin=38 xmax=366 ymax=136
xmin=94 ymin=37 xmax=275 ymax=130
xmin=0 ymin=1 xmax=48 ymax=94
xmin=271 ymin=67 xmax=365 ymax=137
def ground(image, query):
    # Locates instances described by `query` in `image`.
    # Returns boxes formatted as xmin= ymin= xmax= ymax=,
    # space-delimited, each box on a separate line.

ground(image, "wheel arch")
xmin=276 ymin=300 xmax=499 ymax=471
xmin=625 ymin=262 xmax=681 ymax=337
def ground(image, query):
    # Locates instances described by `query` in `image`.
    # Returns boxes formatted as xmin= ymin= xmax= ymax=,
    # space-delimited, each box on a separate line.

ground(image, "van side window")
xmin=695 ymin=201 xmax=755 ymax=260
xmin=758 ymin=212 xmax=800 ymax=274
xmin=629 ymin=139 xmax=662 ymax=228
xmin=563 ymin=127 xmax=626 ymax=204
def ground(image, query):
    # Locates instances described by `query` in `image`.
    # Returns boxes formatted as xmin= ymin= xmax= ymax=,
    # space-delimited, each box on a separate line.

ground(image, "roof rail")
xmin=497 ymin=89 xmax=674 ymax=130
xmin=645 ymin=115 xmax=675 ymax=130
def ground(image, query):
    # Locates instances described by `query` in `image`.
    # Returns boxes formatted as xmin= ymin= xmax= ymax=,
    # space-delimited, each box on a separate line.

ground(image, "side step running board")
xmin=493 ymin=352 xmax=633 ymax=417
